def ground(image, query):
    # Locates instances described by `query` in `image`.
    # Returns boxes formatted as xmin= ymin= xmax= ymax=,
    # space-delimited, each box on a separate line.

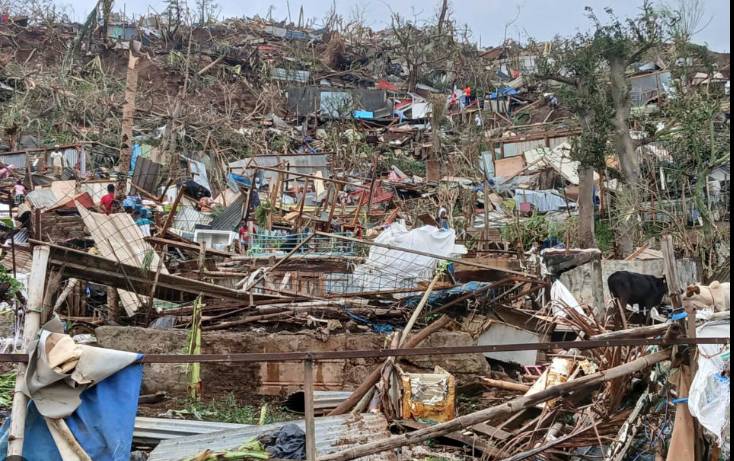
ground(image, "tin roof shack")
xmin=286 ymin=86 xmax=392 ymax=120
xmin=107 ymin=22 xmax=138 ymax=41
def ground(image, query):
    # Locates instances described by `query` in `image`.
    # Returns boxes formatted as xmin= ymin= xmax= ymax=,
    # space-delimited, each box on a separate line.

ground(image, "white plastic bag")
xmin=688 ymin=320 xmax=730 ymax=449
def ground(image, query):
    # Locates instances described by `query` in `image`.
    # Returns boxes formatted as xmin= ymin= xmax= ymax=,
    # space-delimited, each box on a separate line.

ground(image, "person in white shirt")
xmin=49 ymin=145 xmax=64 ymax=177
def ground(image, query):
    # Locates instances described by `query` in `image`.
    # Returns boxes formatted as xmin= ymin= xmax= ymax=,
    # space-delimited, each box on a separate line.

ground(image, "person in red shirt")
xmin=463 ymin=86 xmax=471 ymax=107
xmin=100 ymin=184 xmax=116 ymax=214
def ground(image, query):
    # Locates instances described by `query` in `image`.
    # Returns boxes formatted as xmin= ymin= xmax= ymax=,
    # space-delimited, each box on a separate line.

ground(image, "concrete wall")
xmin=559 ymin=258 xmax=699 ymax=304
xmin=95 ymin=327 xmax=489 ymax=397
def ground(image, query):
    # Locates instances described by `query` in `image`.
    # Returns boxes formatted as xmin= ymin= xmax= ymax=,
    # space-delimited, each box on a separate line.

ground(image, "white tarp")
xmin=688 ymin=318 xmax=730 ymax=450
xmin=347 ymin=223 xmax=457 ymax=292
xmin=550 ymin=280 xmax=586 ymax=318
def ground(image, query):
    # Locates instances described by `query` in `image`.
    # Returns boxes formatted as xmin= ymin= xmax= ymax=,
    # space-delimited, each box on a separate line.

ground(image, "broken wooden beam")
xmin=34 ymin=240 xmax=282 ymax=304
xmin=481 ymin=377 xmax=531 ymax=392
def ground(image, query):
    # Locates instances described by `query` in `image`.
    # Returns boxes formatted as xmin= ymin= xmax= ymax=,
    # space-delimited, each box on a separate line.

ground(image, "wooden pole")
xmin=483 ymin=177 xmax=490 ymax=250
xmin=398 ymin=272 xmax=441 ymax=345
xmin=118 ymin=52 xmax=139 ymax=198
xmin=661 ymin=233 xmax=701 ymax=458
xmin=304 ymin=358 xmax=316 ymax=461
xmin=7 ymin=245 xmax=50 ymax=458
xmin=319 ymin=349 xmax=672 ymax=461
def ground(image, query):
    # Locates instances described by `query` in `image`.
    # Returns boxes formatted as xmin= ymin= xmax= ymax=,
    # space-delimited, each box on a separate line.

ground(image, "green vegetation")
xmin=0 ymin=371 xmax=16 ymax=408
xmin=0 ymin=267 xmax=23 ymax=301
xmin=501 ymin=214 xmax=563 ymax=250
xmin=177 ymin=393 xmax=294 ymax=425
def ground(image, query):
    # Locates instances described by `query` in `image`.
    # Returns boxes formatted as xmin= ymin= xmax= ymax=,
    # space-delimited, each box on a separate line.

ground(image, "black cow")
xmin=607 ymin=271 xmax=668 ymax=323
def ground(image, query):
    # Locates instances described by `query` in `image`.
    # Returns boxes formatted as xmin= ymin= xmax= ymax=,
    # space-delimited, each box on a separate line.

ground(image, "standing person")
xmin=49 ymin=145 xmax=65 ymax=178
xmin=100 ymin=184 xmax=116 ymax=214
xmin=13 ymin=180 xmax=26 ymax=205
xmin=463 ymin=85 xmax=472 ymax=107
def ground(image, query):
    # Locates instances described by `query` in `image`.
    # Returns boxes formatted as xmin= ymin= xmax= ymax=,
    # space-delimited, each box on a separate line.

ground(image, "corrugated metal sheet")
xmin=26 ymin=189 xmax=58 ymax=209
xmin=208 ymin=194 xmax=244 ymax=231
xmin=172 ymin=206 xmax=213 ymax=233
xmin=134 ymin=417 xmax=249 ymax=444
xmin=77 ymin=204 xmax=168 ymax=315
xmin=229 ymin=154 xmax=330 ymax=186
xmin=148 ymin=413 xmax=393 ymax=461
xmin=0 ymin=153 xmax=26 ymax=169
xmin=284 ymin=390 xmax=352 ymax=414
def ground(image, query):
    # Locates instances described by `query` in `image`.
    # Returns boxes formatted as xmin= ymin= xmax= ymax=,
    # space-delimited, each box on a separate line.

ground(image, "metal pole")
xmin=304 ymin=358 xmax=316 ymax=461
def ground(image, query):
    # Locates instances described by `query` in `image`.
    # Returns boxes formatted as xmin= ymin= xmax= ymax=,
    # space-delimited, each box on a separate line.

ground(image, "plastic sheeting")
xmin=688 ymin=318 xmax=730 ymax=451
xmin=550 ymin=280 xmax=586 ymax=318
xmin=514 ymin=189 xmax=575 ymax=213
xmin=348 ymin=223 xmax=456 ymax=292
xmin=0 ymin=362 xmax=143 ymax=461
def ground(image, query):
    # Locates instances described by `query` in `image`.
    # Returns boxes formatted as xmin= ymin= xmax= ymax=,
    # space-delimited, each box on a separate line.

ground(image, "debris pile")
xmin=0 ymin=3 xmax=730 ymax=461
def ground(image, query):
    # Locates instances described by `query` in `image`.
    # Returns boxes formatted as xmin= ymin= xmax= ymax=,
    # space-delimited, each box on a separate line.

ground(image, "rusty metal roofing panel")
xmin=148 ymin=413 xmax=394 ymax=461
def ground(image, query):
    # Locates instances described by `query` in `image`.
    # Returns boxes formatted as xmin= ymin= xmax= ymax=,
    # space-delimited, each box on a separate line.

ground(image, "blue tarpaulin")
xmin=0 ymin=360 xmax=143 ymax=461
xmin=353 ymin=110 xmax=374 ymax=119
xmin=227 ymin=172 xmax=253 ymax=189
xmin=402 ymin=281 xmax=493 ymax=309
xmin=129 ymin=143 xmax=142 ymax=176
xmin=489 ymin=87 xmax=519 ymax=100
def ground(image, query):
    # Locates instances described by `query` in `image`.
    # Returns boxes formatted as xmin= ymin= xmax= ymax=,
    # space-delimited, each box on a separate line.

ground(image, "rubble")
xmin=0 ymin=2 xmax=729 ymax=461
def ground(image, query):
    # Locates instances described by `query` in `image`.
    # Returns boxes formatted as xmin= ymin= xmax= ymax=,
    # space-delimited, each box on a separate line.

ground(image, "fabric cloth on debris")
xmin=21 ymin=317 xmax=140 ymax=418
xmin=514 ymin=189 xmax=574 ymax=213
xmin=347 ymin=223 xmax=457 ymax=293
xmin=688 ymin=318 xmax=730 ymax=449
xmin=260 ymin=423 xmax=306 ymax=460
xmin=0 ymin=362 xmax=143 ymax=461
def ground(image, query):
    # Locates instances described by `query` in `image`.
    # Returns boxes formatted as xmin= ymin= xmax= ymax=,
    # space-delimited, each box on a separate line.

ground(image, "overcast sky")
xmin=61 ymin=0 xmax=730 ymax=52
